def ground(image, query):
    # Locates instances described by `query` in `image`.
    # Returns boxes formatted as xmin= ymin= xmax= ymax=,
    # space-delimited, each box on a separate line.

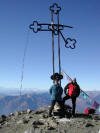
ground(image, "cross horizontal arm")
xmin=29 ymin=21 xmax=73 ymax=33
xmin=38 ymin=23 xmax=73 ymax=29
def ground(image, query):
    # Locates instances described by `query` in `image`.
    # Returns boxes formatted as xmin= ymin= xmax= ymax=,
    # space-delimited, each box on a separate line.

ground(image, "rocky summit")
xmin=0 ymin=105 xmax=100 ymax=133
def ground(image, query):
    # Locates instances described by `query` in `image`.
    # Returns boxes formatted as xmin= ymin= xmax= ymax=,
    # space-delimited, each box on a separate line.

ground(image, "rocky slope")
xmin=0 ymin=105 xmax=100 ymax=133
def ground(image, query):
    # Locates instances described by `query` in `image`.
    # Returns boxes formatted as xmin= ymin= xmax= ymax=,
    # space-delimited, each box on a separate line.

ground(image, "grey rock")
xmin=42 ymin=114 xmax=48 ymax=118
xmin=23 ymin=119 xmax=29 ymax=124
xmin=34 ymin=110 xmax=44 ymax=114
xmin=17 ymin=120 xmax=24 ymax=124
xmin=25 ymin=115 xmax=33 ymax=119
xmin=32 ymin=120 xmax=44 ymax=126
xmin=14 ymin=112 xmax=21 ymax=117
xmin=27 ymin=109 xmax=32 ymax=114
xmin=0 ymin=115 xmax=7 ymax=123
xmin=93 ymin=116 xmax=100 ymax=120
xmin=24 ymin=127 xmax=43 ymax=133
xmin=47 ymin=126 xmax=55 ymax=130
xmin=85 ymin=123 xmax=94 ymax=127
xmin=17 ymin=119 xmax=28 ymax=124
xmin=10 ymin=113 xmax=14 ymax=116
xmin=1 ymin=115 xmax=6 ymax=120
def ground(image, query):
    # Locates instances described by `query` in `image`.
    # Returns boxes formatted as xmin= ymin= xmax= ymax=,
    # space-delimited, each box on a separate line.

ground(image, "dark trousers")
xmin=49 ymin=100 xmax=65 ymax=115
xmin=63 ymin=94 xmax=76 ymax=115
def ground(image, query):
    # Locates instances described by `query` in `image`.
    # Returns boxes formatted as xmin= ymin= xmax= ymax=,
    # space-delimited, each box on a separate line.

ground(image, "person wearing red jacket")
xmin=63 ymin=78 xmax=80 ymax=117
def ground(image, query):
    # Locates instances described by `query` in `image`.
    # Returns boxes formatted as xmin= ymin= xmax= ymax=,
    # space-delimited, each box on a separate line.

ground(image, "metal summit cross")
xmin=29 ymin=3 xmax=76 ymax=81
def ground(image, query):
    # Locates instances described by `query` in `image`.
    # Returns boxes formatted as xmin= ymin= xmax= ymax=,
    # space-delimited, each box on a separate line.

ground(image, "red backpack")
xmin=85 ymin=107 xmax=95 ymax=114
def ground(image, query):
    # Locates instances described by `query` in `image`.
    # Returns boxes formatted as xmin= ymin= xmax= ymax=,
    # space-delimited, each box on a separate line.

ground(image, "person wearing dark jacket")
xmin=63 ymin=78 xmax=80 ymax=117
xmin=49 ymin=79 xmax=64 ymax=117
xmin=48 ymin=73 xmax=64 ymax=117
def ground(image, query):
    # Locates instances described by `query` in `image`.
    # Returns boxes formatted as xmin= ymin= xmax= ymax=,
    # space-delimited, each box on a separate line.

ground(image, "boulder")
xmin=14 ymin=112 xmax=21 ymax=117
xmin=85 ymin=123 xmax=94 ymax=127
xmin=32 ymin=120 xmax=44 ymax=126
xmin=0 ymin=115 xmax=7 ymax=123
xmin=25 ymin=115 xmax=33 ymax=119
xmin=24 ymin=127 xmax=42 ymax=133
xmin=47 ymin=126 xmax=55 ymax=130
xmin=17 ymin=120 xmax=24 ymax=124
xmin=17 ymin=119 xmax=29 ymax=124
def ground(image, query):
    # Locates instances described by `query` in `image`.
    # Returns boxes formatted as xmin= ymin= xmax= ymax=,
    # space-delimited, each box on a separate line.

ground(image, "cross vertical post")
xmin=57 ymin=10 xmax=61 ymax=84
xmin=51 ymin=11 xmax=55 ymax=76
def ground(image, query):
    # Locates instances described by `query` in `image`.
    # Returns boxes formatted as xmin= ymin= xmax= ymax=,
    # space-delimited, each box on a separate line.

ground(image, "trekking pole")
xmin=62 ymin=70 xmax=89 ymax=98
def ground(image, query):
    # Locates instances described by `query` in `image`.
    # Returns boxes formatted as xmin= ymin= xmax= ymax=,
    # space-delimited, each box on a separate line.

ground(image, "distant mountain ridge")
xmin=0 ymin=90 xmax=100 ymax=116
xmin=0 ymin=87 xmax=47 ymax=96
xmin=0 ymin=92 xmax=50 ymax=116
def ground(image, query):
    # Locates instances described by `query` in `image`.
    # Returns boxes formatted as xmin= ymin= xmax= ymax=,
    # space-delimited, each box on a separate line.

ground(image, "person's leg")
xmin=57 ymin=100 xmax=66 ymax=116
xmin=72 ymin=97 xmax=76 ymax=116
xmin=49 ymin=100 xmax=56 ymax=116
xmin=58 ymin=100 xmax=64 ymax=110
xmin=63 ymin=94 xmax=70 ymax=105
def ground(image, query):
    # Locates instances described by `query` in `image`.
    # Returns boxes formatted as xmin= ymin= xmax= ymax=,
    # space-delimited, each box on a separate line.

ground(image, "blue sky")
xmin=0 ymin=0 xmax=100 ymax=91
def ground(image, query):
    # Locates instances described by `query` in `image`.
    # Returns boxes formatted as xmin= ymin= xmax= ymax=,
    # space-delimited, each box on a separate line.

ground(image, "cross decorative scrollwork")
xmin=29 ymin=3 xmax=77 ymax=82
xmin=50 ymin=3 xmax=61 ymax=14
